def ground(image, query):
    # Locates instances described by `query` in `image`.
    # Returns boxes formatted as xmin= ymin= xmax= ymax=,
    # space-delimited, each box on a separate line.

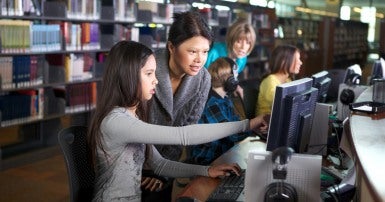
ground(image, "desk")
xmin=345 ymin=86 xmax=385 ymax=202
xmin=177 ymin=137 xmax=266 ymax=201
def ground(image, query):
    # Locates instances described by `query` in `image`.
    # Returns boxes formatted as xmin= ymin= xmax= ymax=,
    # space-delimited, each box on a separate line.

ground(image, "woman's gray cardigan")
xmin=149 ymin=49 xmax=211 ymax=161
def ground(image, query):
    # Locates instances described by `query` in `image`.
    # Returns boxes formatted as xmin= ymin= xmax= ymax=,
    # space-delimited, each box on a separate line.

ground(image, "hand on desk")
xmin=207 ymin=163 xmax=241 ymax=178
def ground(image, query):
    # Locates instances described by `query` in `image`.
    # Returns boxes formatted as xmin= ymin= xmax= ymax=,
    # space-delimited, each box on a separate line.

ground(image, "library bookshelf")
xmin=0 ymin=0 xmax=172 ymax=170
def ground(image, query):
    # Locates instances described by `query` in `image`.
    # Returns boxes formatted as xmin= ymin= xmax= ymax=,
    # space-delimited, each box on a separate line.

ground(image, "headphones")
xmin=347 ymin=73 xmax=361 ymax=85
xmin=264 ymin=147 xmax=298 ymax=202
xmin=223 ymin=57 xmax=239 ymax=93
xmin=339 ymin=88 xmax=356 ymax=105
xmin=344 ymin=69 xmax=361 ymax=85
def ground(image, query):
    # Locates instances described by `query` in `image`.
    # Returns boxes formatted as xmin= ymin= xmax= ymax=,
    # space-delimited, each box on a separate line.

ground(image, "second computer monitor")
xmin=311 ymin=70 xmax=332 ymax=103
xmin=266 ymin=78 xmax=319 ymax=153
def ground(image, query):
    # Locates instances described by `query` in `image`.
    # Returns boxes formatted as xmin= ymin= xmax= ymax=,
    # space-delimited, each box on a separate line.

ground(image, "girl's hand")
xmin=250 ymin=114 xmax=270 ymax=132
xmin=207 ymin=163 xmax=242 ymax=178
xmin=141 ymin=177 xmax=163 ymax=192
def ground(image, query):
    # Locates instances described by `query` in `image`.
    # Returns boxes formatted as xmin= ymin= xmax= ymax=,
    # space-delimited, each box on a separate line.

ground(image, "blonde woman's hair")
xmin=225 ymin=18 xmax=256 ymax=56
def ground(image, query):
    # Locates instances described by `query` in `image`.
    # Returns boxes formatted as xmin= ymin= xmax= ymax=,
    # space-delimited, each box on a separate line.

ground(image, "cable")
xmin=327 ymin=184 xmax=340 ymax=202
xmin=331 ymin=122 xmax=347 ymax=170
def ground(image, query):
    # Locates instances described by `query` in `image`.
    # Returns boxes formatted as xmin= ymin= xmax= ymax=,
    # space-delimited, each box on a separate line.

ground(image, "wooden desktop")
xmin=176 ymin=137 xmax=266 ymax=201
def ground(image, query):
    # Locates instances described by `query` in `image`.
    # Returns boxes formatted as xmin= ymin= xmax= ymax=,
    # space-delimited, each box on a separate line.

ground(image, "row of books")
xmin=114 ymin=0 xmax=136 ymax=21
xmin=0 ymin=20 xmax=61 ymax=53
xmin=0 ymin=88 xmax=44 ymax=124
xmin=1 ymin=0 xmax=39 ymax=16
xmin=1 ymin=0 xmax=175 ymax=22
xmin=68 ymin=0 xmax=172 ymax=22
xmin=0 ymin=19 xmax=101 ymax=53
xmin=45 ymin=53 xmax=95 ymax=83
xmin=0 ymin=52 xmax=97 ymax=91
xmin=0 ymin=55 xmax=44 ymax=90
xmin=67 ymin=0 xmax=101 ymax=19
xmin=60 ymin=21 xmax=100 ymax=51
xmin=0 ymin=82 xmax=97 ymax=125
xmin=65 ymin=53 xmax=93 ymax=81
xmin=65 ymin=82 xmax=97 ymax=113
xmin=0 ymin=0 xmax=101 ymax=19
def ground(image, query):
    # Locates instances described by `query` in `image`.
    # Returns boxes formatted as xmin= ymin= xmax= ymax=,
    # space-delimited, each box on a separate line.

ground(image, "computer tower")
xmin=307 ymin=102 xmax=333 ymax=156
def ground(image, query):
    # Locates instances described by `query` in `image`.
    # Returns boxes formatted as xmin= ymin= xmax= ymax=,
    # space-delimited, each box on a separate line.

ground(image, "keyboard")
xmin=207 ymin=169 xmax=245 ymax=202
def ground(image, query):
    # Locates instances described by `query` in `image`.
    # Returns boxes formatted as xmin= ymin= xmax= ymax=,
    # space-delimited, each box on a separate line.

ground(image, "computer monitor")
xmin=311 ymin=70 xmax=332 ymax=103
xmin=369 ymin=58 xmax=385 ymax=85
xmin=343 ymin=64 xmax=362 ymax=85
xmin=266 ymin=78 xmax=319 ymax=153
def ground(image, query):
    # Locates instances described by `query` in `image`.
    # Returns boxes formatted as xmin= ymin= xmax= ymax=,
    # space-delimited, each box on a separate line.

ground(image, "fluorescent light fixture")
xmin=340 ymin=5 xmax=350 ymax=20
xmin=267 ymin=1 xmax=275 ymax=8
xmin=361 ymin=7 xmax=376 ymax=23
xmin=192 ymin=2 xmax=211 ymax=9
xmin=134 ymin=23 xmax=146 ymax=27
xmin=368 ymin=53 xmax=379 ymax=60
xmin=354 ymin=7 xmax=384 ymax=19
xmin=295 ymin=7 xmax=338 ymax=17
xmin=215 ymin=5 xmax=230 ymax=11
xmin=250 ymin=0 xmax=267 ymax=7
xmin=360 ymin=7 xmax=376 ymax=42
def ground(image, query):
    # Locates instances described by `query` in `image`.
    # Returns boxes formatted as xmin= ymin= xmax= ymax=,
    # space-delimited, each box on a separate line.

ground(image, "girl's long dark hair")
xmin=87 ymin=41 xmax=154 ymax=168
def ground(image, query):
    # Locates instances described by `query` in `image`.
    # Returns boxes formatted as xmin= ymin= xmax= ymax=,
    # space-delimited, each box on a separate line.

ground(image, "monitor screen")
xmin=369 ymin=58 xmax=385 ymax=85
xmin=266 ymin=78 xmax=319 ymax=153
xmin=311 ymin=71 xmax=332 ymax=103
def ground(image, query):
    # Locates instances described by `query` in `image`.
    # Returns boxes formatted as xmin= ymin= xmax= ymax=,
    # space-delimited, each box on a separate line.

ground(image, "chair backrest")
xmin=242 ymin=87 xmax=259 ymax=119
xmin=58 ymin=125 xmax=94 ymax=202
xmin=327 ymin=69 xmax=346 ymax=102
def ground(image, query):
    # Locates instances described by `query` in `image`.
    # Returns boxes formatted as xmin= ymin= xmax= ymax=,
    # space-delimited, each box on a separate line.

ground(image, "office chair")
xmin=327 ymin=69 xmax=346 ymax=102
xmin=241 ymin=86 xmax=259 ymax=119
xmin=58 ymin=125 xmax=95 ymax=202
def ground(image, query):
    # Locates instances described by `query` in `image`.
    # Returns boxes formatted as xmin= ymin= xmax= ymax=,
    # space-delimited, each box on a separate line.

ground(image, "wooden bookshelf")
xmin=0 ymin=0 xmax=168 ymax=169
xmin=276 ymin=17 xmax=323 ymax=78
xmin=321 ymin=18 xmax=369 ymax=70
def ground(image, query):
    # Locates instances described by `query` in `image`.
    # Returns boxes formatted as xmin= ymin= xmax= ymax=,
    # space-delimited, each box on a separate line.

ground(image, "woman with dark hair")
xmin=255 ymin=44 xmax=303 ymax=116
xmin=147 ymin=11 xmax=214 ymax=200
xmin=87 ymin=40 xmax=262 ymax=202
xmin=150 ymin=11 xmax=213 ymax=162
